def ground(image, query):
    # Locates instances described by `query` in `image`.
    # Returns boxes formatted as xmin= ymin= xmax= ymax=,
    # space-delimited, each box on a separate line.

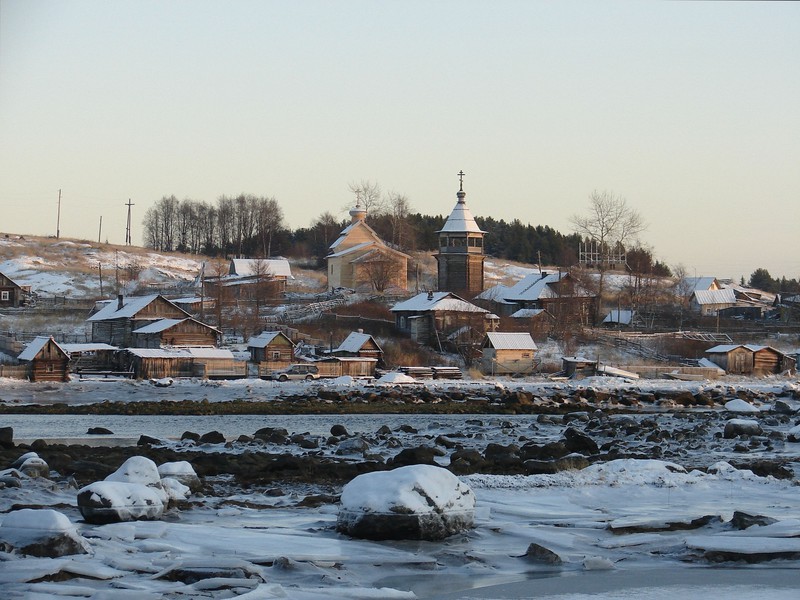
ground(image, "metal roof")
xmin=437 ymin=191 xmax=486 ymax=234
xmin=510 ymin=308 xmax=547 ymax=318
xmin=692 ymin=288 xmax=736 ymax=305
xmin=87 ymin=294 xmax=162 ymax=322
xmin=61 ymin=343 xmax=118 ymax=353
xmin=603 ymin=309 xmax=635 ymax=325
xmin=126 ymin=348 xmax=235 ymax=359
xmin=247 ymin=331 xmax=293 ymax=348
xmin=132 ymin=318 xmax=186 ymax=334
xmin=484 ymin=332 xmax=537 ymax=351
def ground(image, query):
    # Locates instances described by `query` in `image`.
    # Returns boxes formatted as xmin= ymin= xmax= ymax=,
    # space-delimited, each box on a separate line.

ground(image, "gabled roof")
xmin=0 ymin=271 xmax=26 ymax=290
xmin=329 ymin=219 xmax=383 ymax=251
xmin=229 ymin=258 xmax=292 ymax=278
xmin=335 ymin=332 xmax=382 ymax=354
xmin=391 ymin=291 xmax=489 ymax=314
xmin=684 ymin=276 xmax=719 ymax=292
xmin=87 ymin=295 xmax=190 ymax=322
xmin=692 ymin=288 xmax=736 ymax=305
xmin=510 ymin=308 xmax=548 ymax=319
xmin=18 ymin=336 xmax=68 ymax=361
xmin=247 ymin=330 xmax=294 ymax=349
xmin=61 ymin=343 xmax=118 ymax=353
xmin=437 ymin=189 xmax=486 ymax=234
xmin=130 ymin=318 xmax=220 ymax=335
xmin=484 ymin=332 xmax=537 ymax=351
xmin=327 ymin=241 xmax=375 ymax=259
xmin=706 ymin=344 xmax=767 ymax=354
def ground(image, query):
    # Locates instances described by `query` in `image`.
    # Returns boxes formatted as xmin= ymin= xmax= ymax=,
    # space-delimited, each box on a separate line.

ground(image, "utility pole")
xmin=125 ymin=199 xmax=135 ymax=245
xmin=98 ymin=216 xmax=103 ymax=244
xmin=98 ymin=262 xmax=103 ymax=296
xmin=56 ymin=189 xmax=62 ymax=239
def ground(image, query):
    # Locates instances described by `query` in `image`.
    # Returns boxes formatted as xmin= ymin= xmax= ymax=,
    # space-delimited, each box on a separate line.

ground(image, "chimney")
xmin=427 ymin=291 xmax=434 ymax=300
xmin=117 ymin=294 xmax=124 ymax=310
xmin=357 ymin=328 xmax=364 ymax=334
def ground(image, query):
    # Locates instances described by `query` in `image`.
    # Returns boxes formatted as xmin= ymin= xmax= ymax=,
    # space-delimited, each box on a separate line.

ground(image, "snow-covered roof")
xmin=18 ymin=336 xmax=67 ymax=361
xmin=476 ymin=284 xmax=510 ymax=301
xmin=126 ymin=348 xmax=235 ymax=359
xmin=335 ymin=332 xmax=381 ymax=354
xmin=329 ymin=220 xmax=382 ymax=251
xmin=132 ymin=318 xmax=185 ymax=334
xmin=485 ymin=332 xmax=537 ymax=351
xmin=87 ymin=295 xmax=187 ymax=322
xmin=229 ymin=258 xmax=292 ymax=278
xmin=705 ymin=344 xmax=767 ymax=354
xmin=61 ymin=343 xmax=118 ymax=353
xmin=603 ymin=309 xmax=635 ymax=325
xmin=391 ymin=292 xmax=488 ymax=314
xmin=501 ymin=271 xmax=589 ymax=303
xmin=437 ymin=190 xmax=486 ymax=234
xmin=692 ymin=288 xmax=736 ymax=305
xmin=510 ymin=308 xmax=547 ymax=319
xmin=327 ymin=241 xmax=375 ymax=259
xmin=247 ymin=331 xmax=293 ymax=348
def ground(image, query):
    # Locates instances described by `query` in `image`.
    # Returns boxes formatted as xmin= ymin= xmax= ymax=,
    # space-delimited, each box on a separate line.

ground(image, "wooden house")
xmin=131 ymin=318 xmax=220 ymax=348
xmin=248 ymin=331 xmax=295 ymax=375
xmin=333 ymin=331 xmax=384 ymax=366
xmin=705 ymin=344 xmax=796 ymax=376
xmin=327 ymin=203 xmax=409 ymax=292
xmin=17 ymin=336 xmax=70 ymax=382
xmin=87 ymin=295 xmax=195 ymax=347
xmin=391 ymin=291 xmax=490 ymax=347
xmin=480 ymin=332 xmax=538 ymax=376
xmin=61 ymin=343 xmax=119 ymax=373
xmin=0 ymin=272 xmax=31 ymax=308
xmin=123 ymin=347 xmax=246 ymax=380
xmin=690 ymin=289 xmax=737 ymax=316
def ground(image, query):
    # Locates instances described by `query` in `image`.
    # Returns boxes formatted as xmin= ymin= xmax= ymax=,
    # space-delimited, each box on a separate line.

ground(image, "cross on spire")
xmin=457 ymin=170 xmax=465 ymax=191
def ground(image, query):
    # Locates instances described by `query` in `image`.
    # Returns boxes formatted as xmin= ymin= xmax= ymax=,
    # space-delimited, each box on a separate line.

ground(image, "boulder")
xmin=87 ymin=427 xmax=114 ymax=435
xmin=723 ymin=419 xmax=763 ymax=439
xmin=0 ymin=509 xmax=90 ymax=557
xmin=725 ymin=399 xmax=760 ymax=413
xmin=158 ymin=461 xmax=202 ymax=492
xmin=199 ymin=431 xmax=226 ymax=444
xmin=137 ymin=435 xmax=162 ymax=446
xmin=77 ymin=480 xmax=166 ymax=524
xmin=337 ymin=464 xmax=475 ymax=541
xmin=389 ymin=446 xmax=444 ymax=467
xmin=13 ymin=453 xmax=50 ymax=478
xmin=0 ymin=426 xmax=13 ymax=448
xmin=330 ymin=424 xmax=350 ymax=437
xmin=563 ymin=427 xmax=599 ymax=455
xmin=521 ymin=542 xmax=563 ymax=565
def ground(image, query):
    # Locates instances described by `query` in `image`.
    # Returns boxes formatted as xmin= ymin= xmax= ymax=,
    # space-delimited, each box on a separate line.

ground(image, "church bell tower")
xmin=435 ymin=171 xmax=486 ymax=296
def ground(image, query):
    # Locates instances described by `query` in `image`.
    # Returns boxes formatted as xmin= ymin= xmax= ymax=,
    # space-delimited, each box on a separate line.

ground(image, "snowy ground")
xmin=2 ymin=375 xmax=800 ymax=598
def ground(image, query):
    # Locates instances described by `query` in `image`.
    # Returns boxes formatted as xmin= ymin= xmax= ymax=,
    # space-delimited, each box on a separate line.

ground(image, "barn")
xmin=705 ymin=344 xmax=796 ymax=376
xmin=248 ymin=330 xmax=296 ymax=376
xmin=131 ymin=318 xmax=220 ymax=348
xmin=124 ymin=347 xmax=246 ymax=379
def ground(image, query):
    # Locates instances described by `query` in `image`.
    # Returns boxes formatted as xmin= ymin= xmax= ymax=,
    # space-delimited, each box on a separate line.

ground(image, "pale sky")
xmin=1 ymin=0 xmax=798 ymax=282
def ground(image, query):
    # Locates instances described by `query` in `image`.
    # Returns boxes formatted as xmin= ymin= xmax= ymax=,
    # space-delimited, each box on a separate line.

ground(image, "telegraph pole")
xmin=98 ymin=216 xmax=103 ymax=244
xmin=56 ymin=189 xmax=62 ymax=239
xmin=125 ymin=199 xmax=135 ymax=245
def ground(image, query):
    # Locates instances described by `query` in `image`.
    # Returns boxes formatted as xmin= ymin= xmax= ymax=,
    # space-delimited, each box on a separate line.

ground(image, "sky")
xmin=1 ymin=0 xmax=798 ymax=282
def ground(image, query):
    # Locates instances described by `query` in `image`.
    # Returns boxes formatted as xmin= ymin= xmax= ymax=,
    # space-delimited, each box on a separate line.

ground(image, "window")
xmin=271 ymin=351 xmax=281 ymax=360
xmin=0 ymin=291 xmax=8 ymax=301
xmin=46 ymin=364 xmax=54 ymax=373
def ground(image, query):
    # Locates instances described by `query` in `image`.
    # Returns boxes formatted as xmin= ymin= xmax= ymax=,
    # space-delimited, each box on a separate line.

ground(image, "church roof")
xmin=437 ymin=189 xmax=486 ymax=234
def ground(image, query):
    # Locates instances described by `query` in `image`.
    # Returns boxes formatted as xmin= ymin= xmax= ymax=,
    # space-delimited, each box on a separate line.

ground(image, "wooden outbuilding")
xmin=333 ymin=331 xmax=384 ymax=366
xmin=315 ymin=356 xmax=378 ymax=378
xmin=561 ymin=356 xmax=598 ymax=380
xmin=248 ymin=331 xmax=296 ymax=376
xmin=124 ymin=347 xmax=246 ymax=380
xmin=131 ymin=318 xmax=220 ymax=348
xmin=480 ymin=332 xmax=538 ymax=376
xmin=0 ymin=271 xmax=31 ymax=308
xmin=17 ymin=336 xmax=70 ymax=382
xmin=705 ymin=344 xmax=796 ymax=376
xmin=391 ymin=291 xmax=490 ymax=347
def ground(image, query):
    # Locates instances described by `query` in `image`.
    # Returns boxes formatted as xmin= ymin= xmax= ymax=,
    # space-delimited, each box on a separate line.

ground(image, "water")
xmin=2 ymin=413 xmax=532 ymax=443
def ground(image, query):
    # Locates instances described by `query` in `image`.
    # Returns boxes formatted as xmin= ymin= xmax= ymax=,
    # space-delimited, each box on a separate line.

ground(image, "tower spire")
xmin=457 ymin=170 xmax=465 ymax=192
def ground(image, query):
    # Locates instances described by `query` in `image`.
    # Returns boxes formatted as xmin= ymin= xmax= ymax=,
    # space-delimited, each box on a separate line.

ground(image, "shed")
xmin=248 ymin=330 xmax=296 ymax=374
xmin=0 ymin=271 xmax=31 ymax=308
xmin=480 ymin=332 xmax=537 ymax=376
xmin=61 ymin=343 xmax=119 ymax=372
xmin=561 ymin=356 xmax=598 ymax=380
xmin=333 ymin=331 xmax=384 ymax=365
xmin=18 ymin=336 xmax=70 ymax=382
xmin=315 ymin=356 xmax=378 ymax=378
xmin=705 ymin=344 xmax=796 ymax=376
xmin=124 ymin=347 xmax=246 ymax=380
xmin=391 ymin=291 xmax=489 ymax=346
xmin=690 ymin=289 xmax=737 ymax=316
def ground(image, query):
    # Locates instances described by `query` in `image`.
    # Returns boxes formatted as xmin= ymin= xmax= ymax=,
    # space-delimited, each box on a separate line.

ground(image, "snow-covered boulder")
xmin=0 ymin=509 xmax=90 ymax=557
xmin=376 ymin=372 xmax=416 ymax=385
xmin=161 ymin=477 xmax=191 ymax=503
xmin=724 ymin=398 xmax=760 ymax=413
xmin=337 ymin=464 xmax=475 ymax=541
xmin=77 ymin=481 xmax=166 ymax=524
xmin=106 ymin=456 xmax=166 ymax=497
xmin=10 ymin=452 xmax=50 ymax=478
xmin=723 ymin=419 xmax=763 ymax=439
xmin=158 ymin=461 xmax=201 ymax=492
xmin=788 ymin=424 xmax=800 ymax=443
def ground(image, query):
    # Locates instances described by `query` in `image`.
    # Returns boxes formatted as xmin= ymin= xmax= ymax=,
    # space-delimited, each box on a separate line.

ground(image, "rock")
xmin=13 ymin=453 xmax=50 ymax=478
xmin=0 ymin=426 xmax=13 ymax=448
xmin=87 ymin=427 xmax=114 ymax=435
xmin=77 ymin=481 xmax=166 ymax=524
xmin=158 ymin=461 xmax=202 ymax=492
xmin=10 ymin=451 xmax=40 ymax=470
xmin=105 ymin=456 xmax=166 ymax=500
xmin=723 ymin=419 xmax=763 ymax=439
xmin=137 ymin=435 xmax=162 ymax=446
xmin=335 ymin=436 xmax=370 ymax=455
xmin=337 ymin=464 xmax=475 ymax=541
xmin=435 ymin=435 xmax=457 ymax=449
xmin=199 ymin=431 xmax=226 ymax=444
xmin=389 ymin=446 xmax=444 ymax=467
xmin=729 ymin=511 xmax=777 ymax=530
xmin=330 ymin=424 xmax=350 ymax=437
xmin=524 ymin=455 xmax=590 ymax=475
xmin=254 ymin=427 xmax=288 ymax=444
xmin=773 ymin=399 xmax=797 ymax=415
xmin=0 ymin=509 xmax=90 ymax=557
xmin=725 ymin=399 xmax=760 ymax=413
xmin=161 ymin=477 xmax=191 ymax=504
xmin=0 ymin=474 xmax=22 ymax=488
xmin=563 ymin=427 xmax=599 ymax=455
xmin=521 ymin=542 xmax=563 ymax=565
xmin=520 ymin=441 xmax=569 ymax=461
xmin=181 ymin=431 xmax=201 ymax=442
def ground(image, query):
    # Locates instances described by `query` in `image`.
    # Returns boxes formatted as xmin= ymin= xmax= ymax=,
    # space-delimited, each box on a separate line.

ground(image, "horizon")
xmin=1 ymin=1 xmax=798 ymax=282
